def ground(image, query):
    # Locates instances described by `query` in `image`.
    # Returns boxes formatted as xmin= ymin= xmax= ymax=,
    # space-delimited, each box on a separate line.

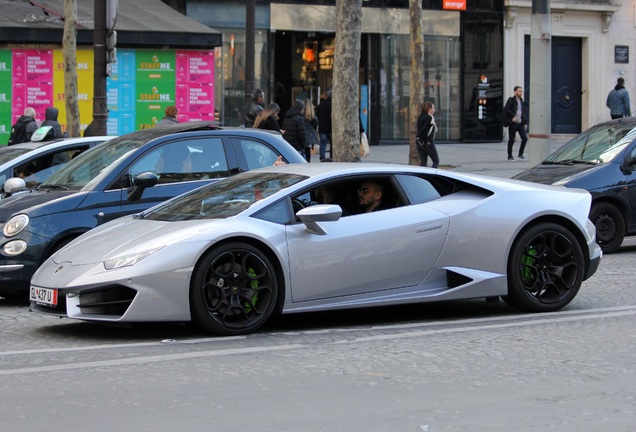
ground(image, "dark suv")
xmin=0 ymin=122 xmax=305 ymax=298
xmin=514 ymin=117 xmax=636 ymax=253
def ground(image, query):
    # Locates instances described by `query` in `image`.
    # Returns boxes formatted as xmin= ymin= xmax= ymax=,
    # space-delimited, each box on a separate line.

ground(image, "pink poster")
xmin=175 ymin=51 xmax=214 ymax=122
xmin=11 ymin=50 xmax=53 ymax=124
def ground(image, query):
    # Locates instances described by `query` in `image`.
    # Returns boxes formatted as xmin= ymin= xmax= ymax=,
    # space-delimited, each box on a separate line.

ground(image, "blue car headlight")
xmin=3 ymin=214 xmax=29 ymax=237
xmin=103 ymin=246 xmax=165 ymax=270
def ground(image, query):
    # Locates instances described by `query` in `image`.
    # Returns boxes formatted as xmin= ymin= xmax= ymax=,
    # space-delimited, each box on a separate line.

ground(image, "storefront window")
xmin=378 ymin=34 xmax=460 ymax=142
xmin=214 ymin=29 xmax=269 ymax=126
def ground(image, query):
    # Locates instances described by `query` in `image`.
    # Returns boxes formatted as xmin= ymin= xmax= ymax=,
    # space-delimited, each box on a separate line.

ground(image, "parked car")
xmin=0 ymin=136 xmax=110 ymax=194
xmin=514 ymin=117 xmax=636 ymax=253
xmin=0 ymin=122 xmax=305 ymax=299
xmin=30 ymin=163 xmax=601 ymax=335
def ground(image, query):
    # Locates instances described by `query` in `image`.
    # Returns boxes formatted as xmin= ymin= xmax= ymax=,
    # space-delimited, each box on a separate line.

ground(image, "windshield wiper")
xmin=38 ymin=184 xmax=70 ymax=191
xmin=543 ymin=159 xmax=598 ymax=166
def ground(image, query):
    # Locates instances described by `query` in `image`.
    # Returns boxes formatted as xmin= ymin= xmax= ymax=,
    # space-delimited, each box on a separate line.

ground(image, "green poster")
xmin=0 ymin=50 xmax=12 ymax=145
xmin=135 ymin=51 xmax=176 ymax=130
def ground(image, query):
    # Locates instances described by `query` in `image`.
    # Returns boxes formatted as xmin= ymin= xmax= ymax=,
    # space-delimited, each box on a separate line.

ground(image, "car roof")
xmin=0 ymin=136 xmax=112 ymax=171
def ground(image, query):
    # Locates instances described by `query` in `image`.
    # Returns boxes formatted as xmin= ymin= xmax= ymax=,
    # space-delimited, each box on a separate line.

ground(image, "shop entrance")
xmin=274 ymin=31 xmax=335 ymax=118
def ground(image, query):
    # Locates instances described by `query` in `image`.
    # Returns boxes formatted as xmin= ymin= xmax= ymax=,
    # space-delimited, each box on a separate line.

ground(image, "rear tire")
xmin=504 ymin=222 xmax=584 ymax=312
xmin=590 ymin=202 xmax=624 ymax=254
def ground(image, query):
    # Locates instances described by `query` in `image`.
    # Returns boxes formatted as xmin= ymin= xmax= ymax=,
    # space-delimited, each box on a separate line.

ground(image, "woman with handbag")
xmin=416 ymin=101 xmax=439 ymax=168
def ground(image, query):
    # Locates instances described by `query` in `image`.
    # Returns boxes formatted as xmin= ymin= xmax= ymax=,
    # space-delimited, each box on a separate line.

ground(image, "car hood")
xmin=0 ymin=189 xmax=84 ymax=222
xmin=51 ymin=216 xmax=222 ymax=266
xmin=512 ymin=163 xmax=599 ymax=185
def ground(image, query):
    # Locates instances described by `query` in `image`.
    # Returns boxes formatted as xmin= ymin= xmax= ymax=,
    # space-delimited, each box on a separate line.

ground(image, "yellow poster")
xmin=53 ymin=49 xmax=94 ymax=134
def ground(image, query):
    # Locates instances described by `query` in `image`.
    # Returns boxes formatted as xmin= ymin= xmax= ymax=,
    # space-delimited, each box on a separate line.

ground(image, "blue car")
xmin=0 ymin=122 xmax=305 ymax=299
xmin=514 ymin=117 xmax=636 ymax=253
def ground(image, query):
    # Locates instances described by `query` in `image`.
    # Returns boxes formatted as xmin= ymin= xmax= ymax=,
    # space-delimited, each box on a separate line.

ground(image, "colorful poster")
xmin=53 ymin=49 xmax=95 ymax=135
xmin=0 ymin=48 xmax=215 ymax=142
xmin=175 ymin=51 xmax=215 ymax=122
xmin=135 ymin=51 xmax=176 ymax=129
xmin=12 ymin=50 xmax=53 ymax=125
xmin=107 ymin=50 xmax=136 ymax=135
xmin=0 ymin=50 xmax=11 ymax=144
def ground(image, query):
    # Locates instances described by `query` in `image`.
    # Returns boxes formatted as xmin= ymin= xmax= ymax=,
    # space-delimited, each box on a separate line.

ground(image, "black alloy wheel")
xmin=504 ymin=222 xmax=584 ymax=312
xmin=190 ymin=242 xmax=278 ymax=336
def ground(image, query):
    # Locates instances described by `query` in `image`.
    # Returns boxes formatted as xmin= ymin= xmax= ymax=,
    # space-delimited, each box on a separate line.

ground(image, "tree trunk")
xmin=409 ymin=0 xmax=425 ymax=165
xmin=63 ymin=0 xmax=80 ymax=137
xmin=332 ymin=0 xmax=362 ymax=162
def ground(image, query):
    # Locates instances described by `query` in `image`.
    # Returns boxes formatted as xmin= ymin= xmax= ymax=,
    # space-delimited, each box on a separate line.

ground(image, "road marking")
xmin=1 ymin=305 xmax=635 ymax=376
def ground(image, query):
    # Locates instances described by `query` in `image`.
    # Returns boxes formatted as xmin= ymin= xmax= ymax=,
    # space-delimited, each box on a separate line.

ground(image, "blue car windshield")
xmin=0 ymin=147 xmax=31 ymax=165
xmin=546 ymin=123 xmax=636 ymax=164
xmin=143 ymin=172 xmax=306 ymax=221
xmin=39 ymin=136 xmax=146 ymax=190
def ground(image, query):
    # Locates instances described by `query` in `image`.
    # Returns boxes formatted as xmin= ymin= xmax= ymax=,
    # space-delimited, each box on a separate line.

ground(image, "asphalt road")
xmin=2 ymin=137 xmax=635 ymax=431
xmin=1 ymin=237 xmax=635 ymax=431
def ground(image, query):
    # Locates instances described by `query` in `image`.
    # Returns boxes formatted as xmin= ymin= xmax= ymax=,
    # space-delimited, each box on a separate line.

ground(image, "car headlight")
xmin=3 ymin=240 xmax=27 ymax=256
xmin=103 ymin=246 xmax=164 ymax=270
xmin=3 ymin=214 xmax=29 ymax=237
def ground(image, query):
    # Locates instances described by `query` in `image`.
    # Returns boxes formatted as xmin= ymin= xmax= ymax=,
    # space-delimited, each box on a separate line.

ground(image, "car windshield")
xmin=143 ymin=171 xmax=306 ymax=221
xmin=39 ymin=136 xmax=146 ymax=190
xmin=0 ymin=147 xmax=32 ymax=165
xmin=545 ymin=122 xmax=636 ymax=164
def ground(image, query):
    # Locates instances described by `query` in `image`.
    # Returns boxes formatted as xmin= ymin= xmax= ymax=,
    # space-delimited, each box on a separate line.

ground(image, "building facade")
xmin=188 ymin=0 xmax=505 ymax=144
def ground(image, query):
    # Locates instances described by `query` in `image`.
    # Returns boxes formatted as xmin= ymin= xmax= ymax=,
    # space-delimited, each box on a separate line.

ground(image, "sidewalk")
xmin=363 ymin=138 xmax=571 ymax=178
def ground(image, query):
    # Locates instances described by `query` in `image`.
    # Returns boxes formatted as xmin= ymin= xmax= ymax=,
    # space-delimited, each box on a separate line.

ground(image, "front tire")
xmin=504 ymin=222 xmax=584 ymax=312
xmin=190 ymin=242 xmax=278 ymax=336
xmin=590 ymin=202 xmax=624 ymax=254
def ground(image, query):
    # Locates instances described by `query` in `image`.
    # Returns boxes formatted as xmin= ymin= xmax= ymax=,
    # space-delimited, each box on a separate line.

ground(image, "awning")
xmin=0 ymin=0 xmax=221 ymax=48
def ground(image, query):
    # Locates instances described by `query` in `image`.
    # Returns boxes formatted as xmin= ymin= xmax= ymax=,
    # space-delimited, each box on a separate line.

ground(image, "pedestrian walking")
xmin=303 ymin=98 xmax=319 ymax=162
xmin=606 ymin=77 xmax=631 ymax=119
xmin=416 ymin=101 xmax=439 ymax=168
xmin=253 ymin=102 xmax=282 ymax=132
xmin=40 ymin=107 xmax=66 ymax=140
xmin=7 ymin=107 xmax=38 ymax=145
xmin=503 ymin=86 xmax=528 ymax=161
xmin=244 ymin=88 xmax=264 ymax=128
xmin=315 ymin=90 xmax=332 ymax=160
xmin=281 ymin=99 xmax=307 ymax=159
xmin=155 ymin=106 xmax=179 ymax=127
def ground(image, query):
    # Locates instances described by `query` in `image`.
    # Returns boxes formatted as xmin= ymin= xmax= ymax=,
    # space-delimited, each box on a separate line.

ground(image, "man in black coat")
xmin=315 ymin=90 xmax=332 ymax=160
xmin=281 ymin=99 xmax=307 ymax=157
xmin=244 ymin=89 xmax=264 ymax=128
xmin=503 ymin=86 xmax=529 ymax=161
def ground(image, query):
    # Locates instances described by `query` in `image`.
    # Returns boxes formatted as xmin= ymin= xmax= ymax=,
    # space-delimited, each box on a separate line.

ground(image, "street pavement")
xmin=363 ymin=136 xmax=573 ymax=179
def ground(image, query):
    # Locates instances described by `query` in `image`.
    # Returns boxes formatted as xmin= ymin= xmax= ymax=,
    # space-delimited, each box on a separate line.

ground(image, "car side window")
xmin=129 ymin=138 xmax=229 ymax=185
xmin=395 ymin=174 xmax=441 ymax=204
xmin=235 ymin=139 xmax=280 ymax=170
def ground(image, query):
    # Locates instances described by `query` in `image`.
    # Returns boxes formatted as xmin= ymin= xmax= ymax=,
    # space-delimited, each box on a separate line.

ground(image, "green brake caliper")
xmin=521 ymin=246 xmax=537 ymax=284
xmin=244 ymin=267 xmax=259 ymax=313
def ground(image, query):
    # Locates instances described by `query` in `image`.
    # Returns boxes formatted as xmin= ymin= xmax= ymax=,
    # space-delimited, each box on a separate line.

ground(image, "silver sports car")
xmin=30 ymin=163 xmax=602 ymax=335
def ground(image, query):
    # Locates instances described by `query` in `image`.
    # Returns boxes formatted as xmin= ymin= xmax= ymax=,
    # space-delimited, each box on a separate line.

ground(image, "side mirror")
xmin=3 ymin=177 xmax=26 ymax=198
xmin=127 ymin=172 xmax=158 ymax=202
xmin=296 ymin=204 xmax=342 ymax=235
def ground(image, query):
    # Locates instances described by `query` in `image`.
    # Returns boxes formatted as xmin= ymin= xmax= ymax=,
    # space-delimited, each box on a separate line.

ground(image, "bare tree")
xmin=409 ymin=0 xmax=425 ymax=165
xmin=332 ymin=0 xmax=362 ymax=162
xmin=63 ymin=0 xmax=80 ymax=137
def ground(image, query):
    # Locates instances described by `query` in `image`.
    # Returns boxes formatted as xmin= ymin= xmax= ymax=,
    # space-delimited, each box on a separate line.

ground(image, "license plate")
xmin=30 ymin=286 xmax=58 ymax=306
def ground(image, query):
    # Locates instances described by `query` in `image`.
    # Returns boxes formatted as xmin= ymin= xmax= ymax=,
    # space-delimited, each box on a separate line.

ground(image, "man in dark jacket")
xmin=40 ymin=106 xmax=65 ymax=140
xmin=315 ymin=90 xmax=332 ymax=160
xmin=244 ymin=89 xmax=264 ymax=127
xmin=282 ymin=99 xmax=307 ymax=157
xmin=8 ymin=107 xmax=38 ymax=145
xmin=503 ymin=86 xmax=529 ymax=161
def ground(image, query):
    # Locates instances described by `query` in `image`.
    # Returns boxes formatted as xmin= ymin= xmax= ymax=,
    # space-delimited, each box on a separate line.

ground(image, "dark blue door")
xmin=552 ymin=37 xmax=582 ymax=133
xmin=524 ymin=36 xmax=582 ymax=134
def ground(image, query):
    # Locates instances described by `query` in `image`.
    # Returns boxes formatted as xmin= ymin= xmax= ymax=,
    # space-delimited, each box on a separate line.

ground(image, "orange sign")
xmin=443 ymin=0 xmax=466 ymax=10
